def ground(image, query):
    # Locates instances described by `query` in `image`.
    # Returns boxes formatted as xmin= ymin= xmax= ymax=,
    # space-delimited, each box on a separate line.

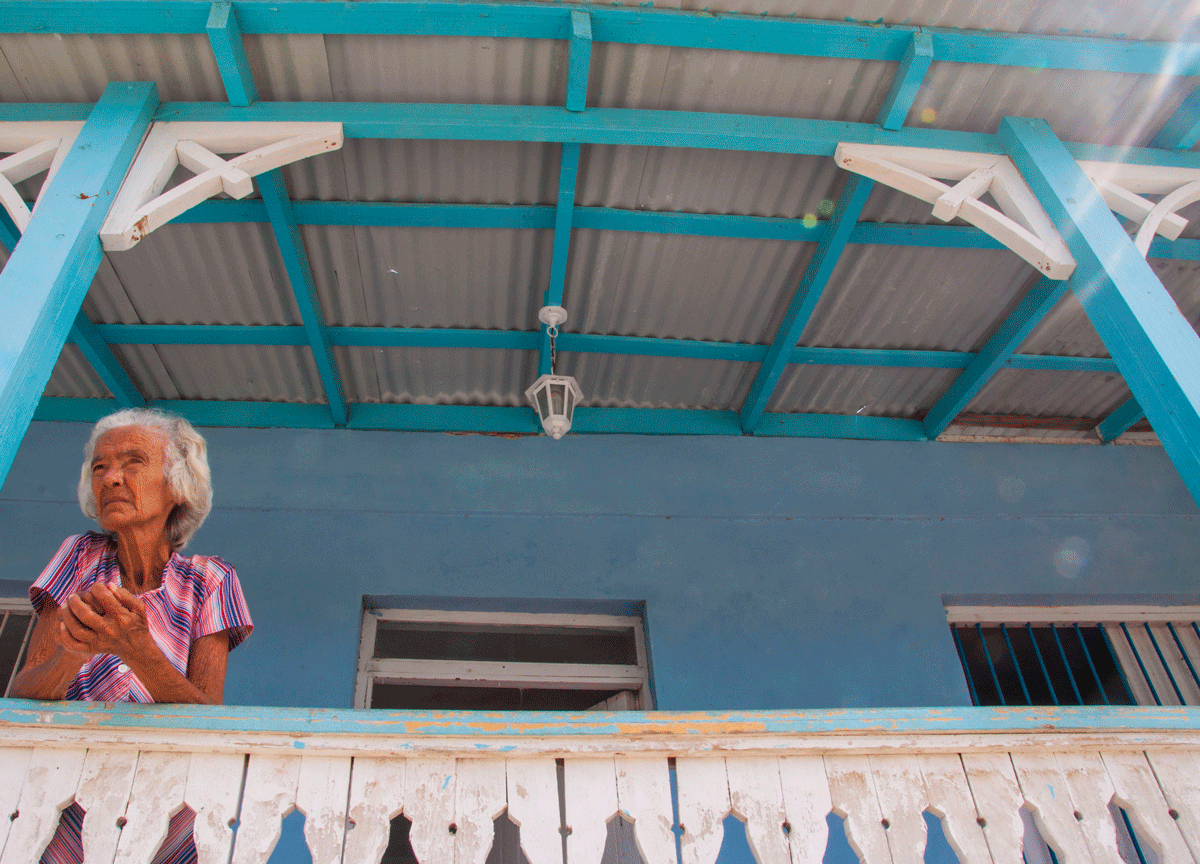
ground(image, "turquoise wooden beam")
xmin=1001 ymin=116 xmax=1200 ymax=505
xmin=876 ymin=32 xmax=933 ymax=131
xmin=1095 ymin=396 xmax=1145 ymax=444
xmin=208 ymin=1 xmax=348 ymax=426
xmin=739 ymin=174 xmax=874 ymax=433
xmin=922 ymin=276 xmax=1068 ymax=439
xmin=1151 ymin=84 xmax=1200 ymax=150
xmin=566 ymin=10 xmax=591 ymax=113
xmin=541 ymin=144 xmax=582 ymax=376
xmin=69 ymin=312 xmax=145 ymax=409
xmin=0 ymin=82 xmax=157 ymax=490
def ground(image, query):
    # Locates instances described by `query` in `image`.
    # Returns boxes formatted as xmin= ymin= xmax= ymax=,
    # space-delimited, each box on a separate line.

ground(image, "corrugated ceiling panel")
xmin=0 ymin=34 xmax=224 ymax=102
xmin=132 ymin=345 xmax=326 ymax=403
xmin=349 ymin=226 xmax=552 ymax=330
xmin=338 ymin=346 xmax=536 ymax=405
xmin=765 ymin=364 xmax=959 ymax=415
xmin=966 ymin=368 xmax=1129 ymax=417
xmin=565 ymin=229 xmax=813 ymax=343
xmin=335 ymin=139 xmax=561 ymax=204
xmin=324 ymin=35 xmax=566 ymax=105
xmin=799 ymin=244 xmax=1036 ymax=351
xmin=98 ymin=224 xmax=300 ymax=326
xmin=44 ymin=344 xmax=110 ymax=399
xmin=1014 ymin=291 xmax=1108 ymax=358
xmin=559 ymin=353 xmax=754 ymax=411
xmin=107 ymin=344 xmax=182 ymax=401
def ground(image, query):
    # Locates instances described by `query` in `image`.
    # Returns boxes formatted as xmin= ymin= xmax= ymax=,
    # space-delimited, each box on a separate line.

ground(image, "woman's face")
xmin=90 ymin=426 xmax=180 ymax=535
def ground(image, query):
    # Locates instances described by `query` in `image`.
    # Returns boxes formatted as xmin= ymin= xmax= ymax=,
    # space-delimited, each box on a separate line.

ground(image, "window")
xmin=355 ymin=599 xmax=654 ymax=711
xmin=0 ymin=594 xmax=34 ymax=696
xmin=946 ymin=596 xmax=1200 ymax=706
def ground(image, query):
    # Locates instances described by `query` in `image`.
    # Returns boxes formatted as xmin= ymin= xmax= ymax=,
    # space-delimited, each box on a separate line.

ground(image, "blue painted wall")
xmin=1 ymin=421 xmax=1197 ymax=711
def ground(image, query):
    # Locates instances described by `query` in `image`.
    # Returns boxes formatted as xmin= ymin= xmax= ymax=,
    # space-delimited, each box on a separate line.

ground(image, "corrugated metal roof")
xmin=10 ymin=2 xmax=1198 ymax=445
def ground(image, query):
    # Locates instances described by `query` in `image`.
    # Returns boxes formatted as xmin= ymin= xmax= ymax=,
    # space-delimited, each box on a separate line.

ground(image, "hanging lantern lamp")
xmin=525 ymin=306 xmax=583 ymax=439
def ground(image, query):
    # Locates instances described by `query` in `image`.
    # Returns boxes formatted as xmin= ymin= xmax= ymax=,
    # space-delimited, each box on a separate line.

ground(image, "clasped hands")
xmin=57 ymin=583 xmax=152 ymax=662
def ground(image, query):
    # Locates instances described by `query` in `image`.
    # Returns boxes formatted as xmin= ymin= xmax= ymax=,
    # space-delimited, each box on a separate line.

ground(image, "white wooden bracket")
xmin=0 ymin=122 xmax=86 ymax=233
xmin=1076 ymin=161 xmax=1200 ymax=257
xmin=835 ymin=142 xmax=1077 ymax=278
xmin=99 ymin=121 xmax=343 ymax=251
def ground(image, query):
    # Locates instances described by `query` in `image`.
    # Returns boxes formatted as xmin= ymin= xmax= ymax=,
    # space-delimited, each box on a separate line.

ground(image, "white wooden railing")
xmin=0 ymin=702 xmax=1197 ymax=864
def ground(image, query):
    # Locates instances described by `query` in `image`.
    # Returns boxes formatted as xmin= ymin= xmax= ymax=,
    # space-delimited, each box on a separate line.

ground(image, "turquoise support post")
xmin=0 ymin=82 xmax=157 ymax=490
xmin=207 ymin=1 xmax=348 ymax=426
xmin=70 ymin=312 xmax=146 ymax=409
xmin=740 ymin=174 xmax=874 ymax=433
xmin=1151 ymin=84 xmax=1200 ymax=150
xmin=922 ymin=275 xmax=1067 ymax=439
xmin=876 ymin=32 xmax=933 ymax=130
xmin=566 ymin=10 xmax=592 ymax=113
xmin=540 ymin=143 xmax=582 ymax=376
xmin=1000 ymin=116 xmax=1200 ymax=504
xmin=1094 ymin=396 xmax=1145 ymax=444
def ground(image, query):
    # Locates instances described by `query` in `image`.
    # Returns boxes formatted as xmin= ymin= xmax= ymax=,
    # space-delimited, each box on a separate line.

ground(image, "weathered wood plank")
xmin=342 ymin=758 xmax=405 ymax=864
xmin=112 ymin=751 xmax=190 ymax=864
xmin=563 ymin=758 xmax=618 ymax=864
xmin=727 ymin=756 xmax=791 ymax=864
xmin=826 ymin=755 xmax=892 ymax=864
xmin=185 ymin=752 xmax=247 ymax=864
xmin=960 ymin=753 xmax=1025 ymax=864
xmin=0 ymin=747 xmax=87 ymax=864
xmin=405 ymin=758 xmax=459 ymax=864
xmin=75 ymin=748 xmax=138 ymax=864
xmin=506 ymin=759 xmax=561 ymax=864
xmin=917 ymin=754 xmax=992 ymax=864
xmin=1009 ymin=752 xmax=1095 ymax=864
xmin=1054 ymin=752 xmax=1123 ymax=864
xmin=870 ymin=755 xmax=928 ymax=864
xmin=295 ymin=755 xmax=352 ymax=864
xmin=1144 ymin=750 xmax=1200 ymax=862
xmin=454 ymin=759 xmax=507 ymax=864
xmin=0 ymin=748 xmax=33 ymax=856
xmin=615 ymin=758 xmax=676 ymax=864
xmin=676 ymin=757 xmax=730 ymax=864
xmin=1101 ymin=751 xmax=1194 ymax=864
xmin=231 ymin=754 xmax=302 ymax=864
xmin=778 ymin=755 xmax=831 ymax=864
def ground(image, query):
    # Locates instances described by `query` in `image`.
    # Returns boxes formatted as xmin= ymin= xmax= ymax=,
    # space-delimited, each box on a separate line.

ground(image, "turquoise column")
xmin=0 ymin=82 xmax=158 ymax=490
xmin=1000 ymin=116 xmax=1200 ymax=504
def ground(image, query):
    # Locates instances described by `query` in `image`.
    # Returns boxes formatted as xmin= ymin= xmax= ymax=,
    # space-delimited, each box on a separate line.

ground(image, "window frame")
xmin=354 ymin=607 xmax=654 ymax=711
xmin=945 ymin=599 xmax=1200 ymax=707
xmin=0 ymin=594 xmax=35 ymax=698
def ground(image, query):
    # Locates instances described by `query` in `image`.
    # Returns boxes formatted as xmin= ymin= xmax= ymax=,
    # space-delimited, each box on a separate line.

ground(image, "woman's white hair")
xmin=78 ymin=409 xmax=213 ymax=551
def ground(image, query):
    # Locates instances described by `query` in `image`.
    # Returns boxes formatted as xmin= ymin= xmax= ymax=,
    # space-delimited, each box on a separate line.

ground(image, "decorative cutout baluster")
xmin=959 ymin=753 xmax=1025 ymax=864
xmin=113 ymin=752 xmax=190 ymax=864
xmin=342 ymin=758 xmax=405 ymax=864
xmin=405 ymin=759 xmax=458 ymax=864
xmin=75 ymin=749 xmax=138 ymax=863
xmin=916 ymin=754 xmax=991 ymax=864
xmin=0 ymin=748 xmax=87 ymax=864
xmin=1009 ymin=753 xmax=1093 ymax=864
xmin=825 ymin=755 xmax=892 ymax=864
xmin=1143 ymin=751 xmax=1200 ymax=862
xmin=614 ymin=758 xmax=680 ymax=864
xmin=185 ymin=752 xmax=247 ymax=864
xmin=506 ymin=759 xmax=560 ymax=864
xmin=0 ymin=748 xmax=33 ymax=855
xmin=295 ymin=755 xmax=352 ymax=864
xmin=230 ymin=754 xmax=302 ymax=864
xmin=676 ymin=757 xmax=731 ymax=864
xmin=454 ymin=759 xmax=507 ymax=864
xmin=1102 ymin=751 xmax=1193 ymax=864
xmin=562 ymin=758 xmax=618 ymax=864
xmin=869 ymin=755 xmax=928 ymax=864
xmin=778 ymin=755 xmax=831 ymax=864
xmin=727 ymin=757 xmax=791 ymax=864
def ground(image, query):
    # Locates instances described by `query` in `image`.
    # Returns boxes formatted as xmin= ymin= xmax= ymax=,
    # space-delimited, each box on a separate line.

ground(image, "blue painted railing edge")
xmin=0 ymin=700 xmax=1197 ymax=734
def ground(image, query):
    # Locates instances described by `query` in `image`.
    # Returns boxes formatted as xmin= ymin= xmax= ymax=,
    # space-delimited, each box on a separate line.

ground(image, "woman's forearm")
xmin=9 ymin=647 xmax=88 ymax=700
xmin=123 ymin=637 xmax=220 ymax=705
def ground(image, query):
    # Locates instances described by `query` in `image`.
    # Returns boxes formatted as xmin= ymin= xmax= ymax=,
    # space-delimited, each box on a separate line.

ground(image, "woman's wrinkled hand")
xmin=58 ymin=584 xmax=152 ymax=662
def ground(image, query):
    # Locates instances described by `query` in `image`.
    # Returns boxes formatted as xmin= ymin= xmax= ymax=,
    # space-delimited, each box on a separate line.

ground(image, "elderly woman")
xmin=11 ymin=408 xmax=252 ymax=864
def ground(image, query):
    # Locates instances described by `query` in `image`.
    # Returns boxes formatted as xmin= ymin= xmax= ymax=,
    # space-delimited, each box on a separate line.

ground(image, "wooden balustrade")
xmin=0 ymin=702 xmax=1196 ymax=864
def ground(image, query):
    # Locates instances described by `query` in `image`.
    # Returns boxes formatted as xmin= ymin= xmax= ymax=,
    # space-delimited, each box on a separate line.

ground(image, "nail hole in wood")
xmin=347 ymin=818 xmax=357 ymax=830
xmin=881 ymin=819 xmax=891 ymax=829
xmin=116 ymin=816 xmax=127 ymax=829
xmin=8 ymin=811 xmax=17 ymax=822
xmin=228 ymin=818 xmax=239 ymax=829
xmin=1169 ymin=809 xmax=1180 ymax=820
xmin=782 ymin=822 xmax=792 ymax=835
xmin=1073 ymin=811 xmax=1084 ymax=822
xmin=449 ymin=823 xmax=458 ymax=834
xmin=977 ymin=817 xmax=987 ymax=828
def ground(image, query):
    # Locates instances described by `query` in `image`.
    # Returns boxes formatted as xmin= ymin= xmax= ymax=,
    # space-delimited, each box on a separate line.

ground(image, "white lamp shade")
xmin=524 ymin=374 xmax=583 ymax=439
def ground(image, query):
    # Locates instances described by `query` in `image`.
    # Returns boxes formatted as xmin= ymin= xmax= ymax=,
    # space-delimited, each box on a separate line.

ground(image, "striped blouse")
xmin=30 ymin=532 xmax=253 ymax=864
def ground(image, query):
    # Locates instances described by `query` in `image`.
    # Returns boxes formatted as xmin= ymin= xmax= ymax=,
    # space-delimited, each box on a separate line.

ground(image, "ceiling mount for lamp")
xmin=526 ymin=305 xmax=583 ymax=440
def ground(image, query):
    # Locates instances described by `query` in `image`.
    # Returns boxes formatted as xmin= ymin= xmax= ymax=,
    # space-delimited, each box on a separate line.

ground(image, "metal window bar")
xmin=1000 ymin=624 xmax=1032 ymax=704
xmin=1026 ymin=623 xmax=1059 ymax=706
xmin=952 ymin=625 xmax=981 ymax=705
xmin=1117 ymin=622 xmax=1160 ymax=705
xmin=1080 ymin=623 xmax=1117 ymax=705
xmin=1120 ymin=810 xmax=1149 ymax=864
xmin=1142 ymin=622 xmax=1186 ymax=704
xmin=1049 ymin=624 xmax=1085 ymax=705
xmin=976 ymin=623 xmax=1007 ymax=706
xmin=1166 ymin=622 xmax=1200 ymax=693
xmin=2 ymin=613 xmax=34 ymax=699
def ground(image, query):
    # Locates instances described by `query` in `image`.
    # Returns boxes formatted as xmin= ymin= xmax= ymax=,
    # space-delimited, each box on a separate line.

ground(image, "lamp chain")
xmin=548 ymin=326 xmax=558 ymax=373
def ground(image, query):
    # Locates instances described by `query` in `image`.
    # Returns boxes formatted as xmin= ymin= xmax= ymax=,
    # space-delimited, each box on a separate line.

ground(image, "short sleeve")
xmin=195 ymin=559 xmax=253 ymax=650
xmin=29 ymin=535 xmax=91 ymax=614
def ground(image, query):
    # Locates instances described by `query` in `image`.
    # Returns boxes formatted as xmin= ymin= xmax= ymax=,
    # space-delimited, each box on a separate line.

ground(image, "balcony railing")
xmin=0 ymin=702 xmax=1196 ymax=864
